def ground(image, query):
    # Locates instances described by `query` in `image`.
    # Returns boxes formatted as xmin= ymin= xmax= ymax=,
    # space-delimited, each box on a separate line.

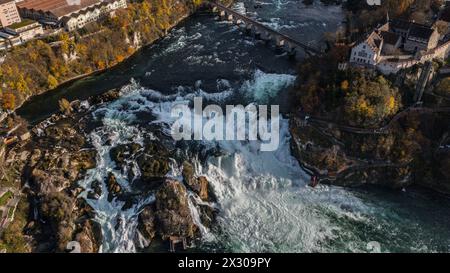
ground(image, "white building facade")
xmin=350 ymin=32 xmax=382 ymax=66
xmin=17 ymin=0 xmax=127 ymax=31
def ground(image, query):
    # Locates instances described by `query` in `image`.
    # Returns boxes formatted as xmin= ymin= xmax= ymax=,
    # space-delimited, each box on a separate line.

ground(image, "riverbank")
xmin=288 ymin=50 xmax=450 ymax=195
xmin=0 ymin=0 xmax=213 ymax=113
xmin=0 ymin=88 xmax=218 ymax=252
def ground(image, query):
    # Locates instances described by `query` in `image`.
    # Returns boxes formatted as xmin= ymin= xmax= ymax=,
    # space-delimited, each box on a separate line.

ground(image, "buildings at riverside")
xmin=4 ymin=18 xmax=43 ymax=42
xmin=0 ymin=0 xmax=127 ymax=50
xmin=0 ymin=18 xmax=44 ymax=50
xmin=350 ymin=17 xmax=450 ymax=74
xmin=0 ymin=0 xmax=42 ymax=50
xmin=0 ymin=0 xmax=21 ymax=27
xmin=16 ymin=0 xmax=127 ymax=31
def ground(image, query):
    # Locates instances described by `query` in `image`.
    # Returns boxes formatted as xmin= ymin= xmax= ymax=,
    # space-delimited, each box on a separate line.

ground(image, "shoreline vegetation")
xmin=288 ymin=0 xmax=450 ymax=194
xmin=0 ymin=0 xmax=449 ymax=253
xmin=1 ymin=0 xmax=235 ymax=112
xmin=0 ymin=0 xmax=234 ymax=253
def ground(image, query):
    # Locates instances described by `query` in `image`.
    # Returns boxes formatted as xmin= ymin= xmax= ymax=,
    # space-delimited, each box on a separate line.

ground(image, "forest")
xmin=0 ymin=0 xmax=203 ymax=111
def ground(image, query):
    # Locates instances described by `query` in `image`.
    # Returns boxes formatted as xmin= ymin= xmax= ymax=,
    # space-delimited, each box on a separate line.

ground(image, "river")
xmin=17 ymin=0 xmax=450 ymax=253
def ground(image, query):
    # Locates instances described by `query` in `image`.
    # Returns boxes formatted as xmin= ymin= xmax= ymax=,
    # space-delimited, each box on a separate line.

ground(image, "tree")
xmin=1 ymin=93 xmax=16 ymax=110
xmin=344 ymin=75 xmax=401 ymax=127
xmin=58 ymin=98 xmax=72 ymax=115
xmin=341 ymin=80 xmax=349 ymax=91
xmin=47 ymin=75 xmax=58 ymax=89
xmin=436 ymin=77 xmax=450 ymax=96
xmin=434 ymin=21 xmax=449 ymax=35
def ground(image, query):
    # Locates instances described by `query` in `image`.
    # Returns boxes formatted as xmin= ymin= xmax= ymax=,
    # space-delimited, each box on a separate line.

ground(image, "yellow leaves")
xmin=47 ymin=75 xmax=58 ymax=89
xmin=356 ymin=98 xmax=375 ymax=118
xmin=387 ymin=96 xmax=396 ymax=113
xmin=29 ymin=50 xmax=39 ymax=62
xmin=76 ymin=44 xmax=88 ymax=56
xmin=15 ymin=74 xmax=29 ymax=94
xmin=340 ymin=80 xmax=349 ymax=91
xmin=59 ymin=32 xmax=72 ymax=54
xmin=1 ymin=93 xmax=16 ymax=110
xmin=0 ymin=0 xmax=191 ymax=111
xmin=96 ymin=60 xmax=106 ymax=70
xmin=115 ymin=54 xmax=125 ymax=63
xmin=126 ymin=47 xmax=135 ymax=55
xmin=192 ymin=0 xmax=203 ymax=7
xmin=58 ymin=98 xmax=72 ymax=115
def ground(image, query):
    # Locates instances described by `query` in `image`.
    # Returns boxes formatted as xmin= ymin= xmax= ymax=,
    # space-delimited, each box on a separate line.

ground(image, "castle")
xmin=350 ymin=15 xmax=450 ymax=74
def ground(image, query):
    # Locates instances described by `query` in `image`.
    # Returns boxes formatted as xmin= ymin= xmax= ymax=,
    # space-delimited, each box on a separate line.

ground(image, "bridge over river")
xmin=207 ymin=1 xmax=323 ymax=56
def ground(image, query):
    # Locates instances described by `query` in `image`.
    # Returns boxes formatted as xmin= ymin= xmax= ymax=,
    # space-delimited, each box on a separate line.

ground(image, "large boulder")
xmin=72 ymin=149 xmax=97 ymax=171
xmin=154 ymin=179 xmax=196 ymax=240
xmin=43 ymin=122 xmax=85 ymax=149
xmin=137 ymin=155 xmax=170 ymax=186
xmin=138 ymin=205 xmax=156 ymax=242
xmin=182 ymin=161 xmax=210 ymax=201
xmin=74 ymin=220 xmax=102 ymax=253
xmin=110 ymin=143 xmax=141 ymax=168
xmin=31 ymin=168 xmax=70 ymax=194
xmin=106 ymin=173 xmax=122 ymax=202
xmin=88 ymin=89 xmax=121 ymax=105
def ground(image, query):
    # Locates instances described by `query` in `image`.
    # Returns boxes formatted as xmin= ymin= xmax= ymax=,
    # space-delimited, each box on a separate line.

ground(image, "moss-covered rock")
xmin=154 ymin=179 xmax=196 ymax=240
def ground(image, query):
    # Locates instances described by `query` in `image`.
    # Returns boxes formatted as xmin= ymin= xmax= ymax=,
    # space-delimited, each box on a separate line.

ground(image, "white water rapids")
xmin=70 ymin=0 xmax=450 ymax=252
xmin=73 ymin=67 xmax=450 ymax=253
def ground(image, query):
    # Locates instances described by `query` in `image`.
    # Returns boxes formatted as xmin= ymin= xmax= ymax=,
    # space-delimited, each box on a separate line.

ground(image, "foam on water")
xmin=74 ymin=68 xmax=299 ymax=252
xmin=241 ymin=69 xmax=296 ymax=104
xmin=74 ymin=54 xmax=450 ymax=253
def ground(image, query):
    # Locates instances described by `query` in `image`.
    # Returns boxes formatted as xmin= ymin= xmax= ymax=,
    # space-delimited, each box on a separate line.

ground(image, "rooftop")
xmin=391 ymin=18 xmax=411 ymax=31
xmin=6 ymin=19 xmax=38 ymax=30
xmin=0 ymin=0 xmax=15 ymax=5
xmin=366 ymin=31 xmax=383 ymax=52
xmin=408 ymin=24 xmax=435 ymax=40
xmin=380 ymin=31 xmax=400 ymax=45
xmin=17 ymin=0 xmax=102 ymax=18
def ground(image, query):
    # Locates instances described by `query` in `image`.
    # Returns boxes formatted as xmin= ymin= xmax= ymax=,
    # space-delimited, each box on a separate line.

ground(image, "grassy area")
xmin=0 ymin=163 xmax=22 ymax=188
xmin=0 ymin=191 xmax=13 ymax=207
xmin=7 ymin=206 xmax=14 ymax=218
xmin=0 ymin=198 xmax=30 ymax=253
xmin=6 ymin=19 xmax=37 ymax=30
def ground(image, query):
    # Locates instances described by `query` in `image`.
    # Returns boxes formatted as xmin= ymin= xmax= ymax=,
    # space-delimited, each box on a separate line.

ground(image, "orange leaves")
xmin=1 ymin=93 xmax=16 ymax=110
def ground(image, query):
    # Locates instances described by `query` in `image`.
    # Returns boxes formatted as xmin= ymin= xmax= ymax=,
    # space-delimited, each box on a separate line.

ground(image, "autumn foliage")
xmin=0 ymin=0 xmax=200 ymax=111
xmin=291 ymin=49 xmax=401 ymax=127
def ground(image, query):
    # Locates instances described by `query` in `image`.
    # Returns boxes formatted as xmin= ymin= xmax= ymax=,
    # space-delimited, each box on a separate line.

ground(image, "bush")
xmin=58 ymin=98 xmax=72 ymax=115
xmin=436 ymin=77 xmax=450 ymax=96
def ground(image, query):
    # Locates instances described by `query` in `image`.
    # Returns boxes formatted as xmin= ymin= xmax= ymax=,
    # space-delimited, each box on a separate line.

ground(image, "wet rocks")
xmin=42 ymin=122 xmax=85 ymax=150
xmin=182 ymin=161 xmax=211 ymax=201
xmin=73 ymin=219 xmax=102 ymax=253
xmin=138 ymin=205 xmax=156 ymax=242
xmin=72 ymin=149 xmax=97 ymax=171
xmin=197 ymin=204 xmax=217 ymax=229
xmin=106 ymin=173 xmax=122 ymax=202
xmin=110 ymin=143 xmax=141 ymax=168
xmin=88 ymin=89 xmax=121 ymax=105
xmin=137 ymin=155 xmax=170 ymax=187
xmin=155 ymin=179 xmax=196 ymax=240
xmin=31 ymin=168 xmax=70 ymax=194
xmin=87 ymin=180 xmax=102 ymax=200
xmin=138 ymin=179 xmax=197 ymax=243
xmin=28 ymin=145 xmax=97 ymax=195
xmin=181 ymin=161 xmax=195 ymax=185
